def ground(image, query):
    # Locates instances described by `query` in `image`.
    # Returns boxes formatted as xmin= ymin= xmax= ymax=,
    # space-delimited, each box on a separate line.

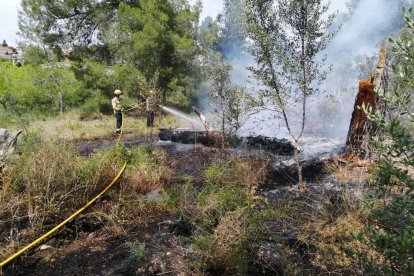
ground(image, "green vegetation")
xmin=18 ymin=0 xmax=202 ymax=109
xmin=206 ymin=59 xmax=249 ymax=137
xmin=1 ymin=1 xmax=414 ymax=275
xmin=356 ymin=7 xmax=414 ymax=274
xmin=126 ymin=240 xmax=146 ymax=261
xmin=191 ymin=156 xmax=281 ymax=274
xmin=244 ymin=0 xmax=336 ymax=190
xmin=0 ymin=136 xmax=171 ymax=260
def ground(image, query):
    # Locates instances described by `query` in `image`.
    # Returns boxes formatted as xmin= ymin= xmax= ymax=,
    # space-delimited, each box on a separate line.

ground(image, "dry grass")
xmin=0 ymin=140 xmax=171 ymax=261
xmin=26 ymin=111 xmax=147 ymax=141
xmin=328 ymin=156 xmax=374 ymax=182
xmin=189 ymin=154 xmax=277 ymax=274
xmin=287 ymin=189 xmax=387 ymax=274
xmin=5 ymin=111 xmax=184 ymax=142
xmin=204 ymin=154 xmax=271 ymax=194
xmin=124 ymin=148 xmax=172 ymax=194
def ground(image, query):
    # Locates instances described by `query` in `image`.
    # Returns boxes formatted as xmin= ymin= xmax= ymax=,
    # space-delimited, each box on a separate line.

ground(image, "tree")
xmin=19 ymin=0 xmax=117 ymax=47
xmin=219 ymin=0 xmax=246 ymax=59
xmin=19 ymin=0 xmax=202 ymax=108
xmin=20 ymin=44 xmax=47 ymax=66
xmin=341 ymin=46 xmax=388 ymax=160
xmin=245 ymin=0 xmax=335 ymax=191
xmin=108 ymin=1 xmax=200 ymax=105
xmin=207 ymin=58 xmax=248 ymax=140
xmin=0 ymin=61 xmax=52 ymax=114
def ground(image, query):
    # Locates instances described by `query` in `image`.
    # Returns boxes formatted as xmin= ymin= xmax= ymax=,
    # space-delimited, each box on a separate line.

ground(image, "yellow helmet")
xmin=114 ymin=89 xmax=123 ymax=95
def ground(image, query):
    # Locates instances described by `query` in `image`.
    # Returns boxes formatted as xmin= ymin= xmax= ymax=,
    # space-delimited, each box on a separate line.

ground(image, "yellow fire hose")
xmin=1 ymin=111 xmax=131 ymax=268
xmin=0 ymin=162 xmax=127 ymax=268
xmin=123 ymin=105 xmax=141 ymax=112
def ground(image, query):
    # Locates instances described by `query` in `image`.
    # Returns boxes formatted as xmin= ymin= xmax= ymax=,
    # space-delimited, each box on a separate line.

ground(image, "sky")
xmin=1 ymin=0 xmax=348 ymax=47
xmin=0 ymin=1 xmax=21 ymax=47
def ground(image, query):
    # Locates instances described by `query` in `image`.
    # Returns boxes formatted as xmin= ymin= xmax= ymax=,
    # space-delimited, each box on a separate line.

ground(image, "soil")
xmin=4 ymin=215 xmax=191 ymax=275
xmin=2 ymin=133 xmax=368 ymax=275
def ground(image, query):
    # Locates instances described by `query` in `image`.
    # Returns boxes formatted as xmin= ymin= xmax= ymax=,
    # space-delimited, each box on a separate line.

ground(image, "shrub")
xmin=79 ymin=95 xmax=112 ymax=120
xmin=2 ymin=142 xmax=120 ymax=226
xmin=0 ymin=134 xmax=171 ymax=260
xmin=191 ymin=155 xmax=280 ymax=274
xmin=357 ymin=7 xmax=414 ymax=275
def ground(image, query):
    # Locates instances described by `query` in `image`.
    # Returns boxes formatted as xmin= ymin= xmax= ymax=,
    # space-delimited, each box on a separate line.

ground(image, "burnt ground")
xmin=2 ymin=136 xmax=218 ymax=276
xmin=2 ymin=134 xmax=367 ymax=276
xmin=4 ymin=215 xmax=194 ymax=275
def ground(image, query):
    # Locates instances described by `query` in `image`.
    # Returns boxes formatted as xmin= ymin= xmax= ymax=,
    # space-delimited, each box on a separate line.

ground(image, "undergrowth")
xmin=0 ymin=134 xmax=171 ymax=260
xmin=185 ymin=155 xmax=286 ymax=275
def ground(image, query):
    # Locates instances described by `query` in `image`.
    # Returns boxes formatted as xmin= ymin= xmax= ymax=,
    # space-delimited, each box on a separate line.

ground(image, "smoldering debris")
xmin=158 ymin=128 xmax=296 ymax=155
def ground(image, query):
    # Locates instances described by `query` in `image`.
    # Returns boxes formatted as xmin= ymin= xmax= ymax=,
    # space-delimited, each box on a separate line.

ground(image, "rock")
xmin=145 ymin=188 xmax=163 ymax=202
xmin=144 ymin=256 xmax=164 ymax=275
xmin=0 ymin=129 xmax=22 ymax=169
xmin=0 ymin=128 xmax=8 ymax=143
xmin=40 ymin=245 xmax=53 ymax=251
xmin=253 ymin=242 xmax=285 ymax=275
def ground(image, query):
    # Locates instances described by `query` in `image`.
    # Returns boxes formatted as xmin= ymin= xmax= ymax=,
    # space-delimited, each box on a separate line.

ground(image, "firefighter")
xmin=112 ymin=89 xmax=124 ymax=134
xmin=146 ymin=89 xmax=157 ymax=128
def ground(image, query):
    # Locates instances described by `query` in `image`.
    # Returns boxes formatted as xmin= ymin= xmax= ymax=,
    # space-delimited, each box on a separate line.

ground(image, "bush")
xmin=190 ymin=155 xmax=281 ymax=274
xmin=356 ymin=7 xmax=414 ymax=275
xmin=0 ymin=131 xmax=173 ymax=260
xmin=79 ymin=95 xmax=112 ymax=120
xmin=3 ymin=142 xmax=120 ymax=223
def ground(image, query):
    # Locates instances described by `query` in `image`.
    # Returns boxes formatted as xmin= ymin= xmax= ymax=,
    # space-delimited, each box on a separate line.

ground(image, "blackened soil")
xmin=262 ymin=159 xmax=329 ymax=189
xmin=3 ymin=214 xmax=190 ymax=276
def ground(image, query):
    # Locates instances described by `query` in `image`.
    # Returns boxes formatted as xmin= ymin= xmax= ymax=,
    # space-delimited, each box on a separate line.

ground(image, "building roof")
xmin=0 ymin=46 xmax=16 ymax=55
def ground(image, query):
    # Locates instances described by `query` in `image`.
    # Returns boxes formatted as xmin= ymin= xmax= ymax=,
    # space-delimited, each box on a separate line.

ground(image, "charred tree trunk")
xmin=342 ymin=46 xmax=388 ymax=160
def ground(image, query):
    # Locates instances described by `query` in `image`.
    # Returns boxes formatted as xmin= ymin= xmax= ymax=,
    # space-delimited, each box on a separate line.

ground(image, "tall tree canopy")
xmin=19 ymin=0 xmax=202 ymax=107
xmin=218 ymin=0 xmax=246 ymax=58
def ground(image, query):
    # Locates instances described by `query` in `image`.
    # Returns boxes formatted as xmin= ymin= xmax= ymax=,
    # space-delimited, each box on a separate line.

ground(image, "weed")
xmin=189 ymin=155 xmax=282 ymax=274
xmin=0 ymin=138 xmax=171 ymax=259
xmin=204 ymin=155 xmax=270 ymax=193
xmin=126 ymin=240 xmax=146 ymax=260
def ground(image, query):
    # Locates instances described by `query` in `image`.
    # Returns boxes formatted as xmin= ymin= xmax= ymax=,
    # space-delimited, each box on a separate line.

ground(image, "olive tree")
xmin=245 ymin=0 xmax=336 ymax=190
xmin=358 ymin=8 xmax=414 ymax=274
xmin=207 ymin=59 xmax=249 ymax=140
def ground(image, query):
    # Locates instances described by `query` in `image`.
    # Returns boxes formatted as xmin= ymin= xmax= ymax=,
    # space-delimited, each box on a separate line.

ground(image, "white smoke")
xmin=195 ymin=0 xmax=409 ymax=146
xmin=192 ymin=0 xmax=223 ymax=20
xmin=315 ymin=0 xmax=408 ymax=140
xmin=239 ymin=0 xmax=408 ymax=141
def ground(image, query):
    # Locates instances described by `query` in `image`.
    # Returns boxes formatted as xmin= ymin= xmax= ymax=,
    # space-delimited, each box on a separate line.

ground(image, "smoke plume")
xmin=236 ymin=0 xmax=408 ymax=141
xmin=315 ymin=0 xmax=408 ymax=140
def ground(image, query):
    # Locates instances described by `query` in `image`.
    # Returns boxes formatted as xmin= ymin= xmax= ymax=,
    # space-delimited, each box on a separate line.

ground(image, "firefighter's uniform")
xmin=112 ymin=89 xmax=123 ymax=134
xmin=146 ymin=90 xmax=157 ymax=128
